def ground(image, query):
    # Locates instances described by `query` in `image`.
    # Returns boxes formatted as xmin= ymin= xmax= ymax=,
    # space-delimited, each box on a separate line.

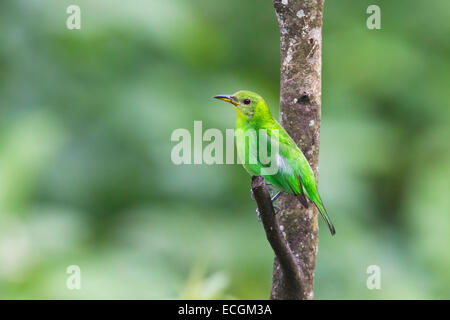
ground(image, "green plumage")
xmin=215 ymin=90 xmax=335 ymax=235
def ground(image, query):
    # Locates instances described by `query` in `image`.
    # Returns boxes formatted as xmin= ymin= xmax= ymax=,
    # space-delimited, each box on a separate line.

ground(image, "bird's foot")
xmin=271 ymin=192 xmax=281 ymax=215
xmin=273 ymin=205 xmax=280 ymax=215
xmin=254 ymin=191 xmax=283 ymax=220
xmin=250 ymin=180 xmax=280 ymax=220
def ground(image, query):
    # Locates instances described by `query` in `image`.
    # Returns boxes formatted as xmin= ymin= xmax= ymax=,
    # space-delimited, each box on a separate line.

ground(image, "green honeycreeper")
xmin=214 ymin=90 xmax=336 ymax=235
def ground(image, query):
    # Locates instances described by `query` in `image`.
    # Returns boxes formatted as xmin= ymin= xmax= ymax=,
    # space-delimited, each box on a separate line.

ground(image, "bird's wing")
xmin=266 ymin=125 xmax=336 ymax=235
xmin=262 ymin=127 xmax=306 ymax=195
xmin=265 ymin=122 xmax=317 ymax=194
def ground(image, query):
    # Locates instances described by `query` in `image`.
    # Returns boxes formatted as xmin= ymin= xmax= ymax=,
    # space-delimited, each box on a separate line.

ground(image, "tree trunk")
xmin=271 ymin=0 xmax=324 ymax=300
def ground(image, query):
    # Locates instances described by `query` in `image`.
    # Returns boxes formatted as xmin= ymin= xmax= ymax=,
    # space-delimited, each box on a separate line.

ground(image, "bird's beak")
xmin=214 ymin=94 xmax=239 ymax=106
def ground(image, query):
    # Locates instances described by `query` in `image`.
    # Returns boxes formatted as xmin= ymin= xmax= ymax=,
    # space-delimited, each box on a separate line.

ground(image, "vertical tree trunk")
xmin=271 ymin=0 xmax=324 ymax=300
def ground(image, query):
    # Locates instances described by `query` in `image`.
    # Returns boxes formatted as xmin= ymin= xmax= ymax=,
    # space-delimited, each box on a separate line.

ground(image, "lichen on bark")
xmin=271 ymin=0 xmax=324 ymax=300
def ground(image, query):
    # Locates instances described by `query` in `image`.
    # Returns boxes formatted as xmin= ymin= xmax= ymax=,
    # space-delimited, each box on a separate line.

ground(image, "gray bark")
xmin=271 ymin=0 xmax=324 ymax=300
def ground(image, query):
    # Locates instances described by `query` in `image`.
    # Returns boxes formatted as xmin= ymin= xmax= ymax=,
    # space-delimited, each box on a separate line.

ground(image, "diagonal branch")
xmin=251 ymin=175 xmax=307 ymax=300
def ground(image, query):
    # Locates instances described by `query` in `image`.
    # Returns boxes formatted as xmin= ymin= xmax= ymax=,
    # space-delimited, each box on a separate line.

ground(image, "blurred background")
xmin=0 ymin=0 xmax=449 ymax=299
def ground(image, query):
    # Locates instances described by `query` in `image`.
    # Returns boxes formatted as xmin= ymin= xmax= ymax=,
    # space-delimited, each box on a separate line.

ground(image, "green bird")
xmin=214 ymin=90 xmax=336 ymax=235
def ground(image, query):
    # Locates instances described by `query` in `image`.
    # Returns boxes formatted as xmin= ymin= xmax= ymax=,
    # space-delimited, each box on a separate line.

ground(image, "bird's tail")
xmin=313 ymin=200 xmax=336 ymax=236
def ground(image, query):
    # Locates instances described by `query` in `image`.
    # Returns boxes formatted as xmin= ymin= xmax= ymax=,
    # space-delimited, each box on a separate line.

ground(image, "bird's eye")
xmin=243 ymin=99 xmax=251 ymax=105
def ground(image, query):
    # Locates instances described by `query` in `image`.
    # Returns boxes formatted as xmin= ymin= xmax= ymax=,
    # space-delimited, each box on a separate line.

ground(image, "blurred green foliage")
xmin=0 ymin=0 xmax=449 ymax=299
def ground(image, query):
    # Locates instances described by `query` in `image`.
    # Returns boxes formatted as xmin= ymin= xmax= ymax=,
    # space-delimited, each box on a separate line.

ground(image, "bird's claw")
xmin=252 ymin=184 xmax=281 ymax=221
xmin=273 ymin=205 xmax=280 ymax=215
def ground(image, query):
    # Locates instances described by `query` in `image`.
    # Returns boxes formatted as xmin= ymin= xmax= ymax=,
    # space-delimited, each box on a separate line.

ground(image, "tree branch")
xmin=251 ymin=175 xmax=307 ymax=300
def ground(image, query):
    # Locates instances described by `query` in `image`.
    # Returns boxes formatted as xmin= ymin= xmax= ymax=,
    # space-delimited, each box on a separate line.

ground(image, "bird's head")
xmin=214 ymin=90 xmax=271 ymax=121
